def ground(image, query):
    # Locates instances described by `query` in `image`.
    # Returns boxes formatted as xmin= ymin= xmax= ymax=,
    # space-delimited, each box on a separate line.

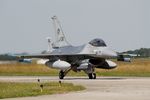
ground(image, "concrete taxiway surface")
xmin=0 ymin=76 xmax=150 ymax=100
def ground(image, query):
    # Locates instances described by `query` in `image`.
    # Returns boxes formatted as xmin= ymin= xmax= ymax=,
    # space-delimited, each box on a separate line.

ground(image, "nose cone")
xmin=101 ymin=48 xmax=117 ymax=58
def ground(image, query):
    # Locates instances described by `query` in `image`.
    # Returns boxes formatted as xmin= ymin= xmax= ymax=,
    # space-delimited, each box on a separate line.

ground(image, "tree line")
xmin=0 ymin=54 xmax=17 ymax=61
xmin=122 ymin=48 xmax=150 ymax=57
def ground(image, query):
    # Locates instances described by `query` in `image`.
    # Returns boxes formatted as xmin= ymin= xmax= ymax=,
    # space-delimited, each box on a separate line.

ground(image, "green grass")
xmin=0 ymin=58 xmax=150 ymax=77
xmin=0 ymin=82 xmax=85 ymax=99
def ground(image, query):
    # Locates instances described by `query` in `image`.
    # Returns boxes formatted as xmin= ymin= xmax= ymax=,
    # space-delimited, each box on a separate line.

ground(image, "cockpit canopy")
xmin=89 ymin=38 xmax=107 ymax=47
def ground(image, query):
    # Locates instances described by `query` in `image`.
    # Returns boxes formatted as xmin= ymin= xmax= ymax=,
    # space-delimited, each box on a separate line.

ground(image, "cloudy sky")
xmin=0 ymin=0 xmax=149 ymax=53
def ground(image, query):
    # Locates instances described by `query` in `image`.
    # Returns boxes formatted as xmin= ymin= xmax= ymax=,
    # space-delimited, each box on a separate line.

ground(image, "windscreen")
xmin=89 ymin=38 xmax=107 ymax=47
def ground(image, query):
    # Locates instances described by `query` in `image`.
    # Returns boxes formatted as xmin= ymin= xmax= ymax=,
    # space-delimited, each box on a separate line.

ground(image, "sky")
xmin=0 ymin=0 xmax=149 ymax=54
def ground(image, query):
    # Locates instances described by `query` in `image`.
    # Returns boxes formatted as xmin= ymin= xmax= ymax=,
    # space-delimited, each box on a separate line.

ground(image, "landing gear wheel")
xmin=93 ymin=73 xmax=96 ymax=79
xmin=88 ymin=73 xmax=96 ymax=79
xmin=59 ymin=70 xmax=64 ymax=79
xmin=88 ymin=73 xmax=93 ymax=79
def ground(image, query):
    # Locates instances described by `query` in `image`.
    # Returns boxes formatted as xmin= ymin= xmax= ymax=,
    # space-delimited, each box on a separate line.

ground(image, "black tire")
xmin=93 ymin=73 xmax=96 ymax=79
xmin=59 ymin=70 xmax=64 ymax=79
xmin=88 ymin=73 xmax=93 ymax=79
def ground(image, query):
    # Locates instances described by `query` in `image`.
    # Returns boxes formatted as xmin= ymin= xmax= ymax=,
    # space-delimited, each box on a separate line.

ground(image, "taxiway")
xmin=1 ymin=76 xmax=150 ymax=100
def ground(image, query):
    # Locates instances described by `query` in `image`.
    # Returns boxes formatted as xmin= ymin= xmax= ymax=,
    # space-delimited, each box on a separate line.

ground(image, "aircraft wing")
xmin=19 ymin=53 xmax=96 ymax=61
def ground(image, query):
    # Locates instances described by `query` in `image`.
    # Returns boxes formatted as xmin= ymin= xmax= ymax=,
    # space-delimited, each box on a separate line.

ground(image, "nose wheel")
xmin=88 ymin=73 xmax=96 ymax=79
xmin=59 ymin=70 xmax=64 ymax=79
xmin=59 ymin=68 xmax=71 ymax=79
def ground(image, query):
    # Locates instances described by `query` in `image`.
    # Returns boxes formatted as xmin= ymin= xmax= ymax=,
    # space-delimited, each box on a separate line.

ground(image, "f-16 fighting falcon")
xmin=20 ymin=16 xmax=117 ymax=79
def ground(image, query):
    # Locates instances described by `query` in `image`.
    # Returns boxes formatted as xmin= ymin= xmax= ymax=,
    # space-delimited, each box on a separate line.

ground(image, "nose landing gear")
xmin=59 ymin=70 xmax=64 ymax=79
xmin=59 ymin=68 xmax=71 ymax=79
xmin=88 ymin=73 xmax=96 ymax=79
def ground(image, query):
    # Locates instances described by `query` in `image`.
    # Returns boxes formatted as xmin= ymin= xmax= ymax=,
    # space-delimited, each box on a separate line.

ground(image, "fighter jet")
xmin=20 ymin=16 xmax=117 ymax=79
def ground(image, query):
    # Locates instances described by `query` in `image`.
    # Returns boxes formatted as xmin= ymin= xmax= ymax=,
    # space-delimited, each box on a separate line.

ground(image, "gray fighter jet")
xmin=20 ymin=16 xmax=117 ymax=79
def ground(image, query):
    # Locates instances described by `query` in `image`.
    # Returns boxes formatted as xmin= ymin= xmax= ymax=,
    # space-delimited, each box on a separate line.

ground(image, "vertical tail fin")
xmin=51 ymin=16 xmax=70 ymax=48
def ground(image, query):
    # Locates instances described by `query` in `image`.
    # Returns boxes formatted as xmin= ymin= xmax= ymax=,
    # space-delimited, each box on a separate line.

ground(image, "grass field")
xmin=96 ymin=58 xmax=150 ymax=77
xmin=0 ymin=82 xmax=85 ymax=99
xmin=0 ymin=58 xmax=150 ymax=77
